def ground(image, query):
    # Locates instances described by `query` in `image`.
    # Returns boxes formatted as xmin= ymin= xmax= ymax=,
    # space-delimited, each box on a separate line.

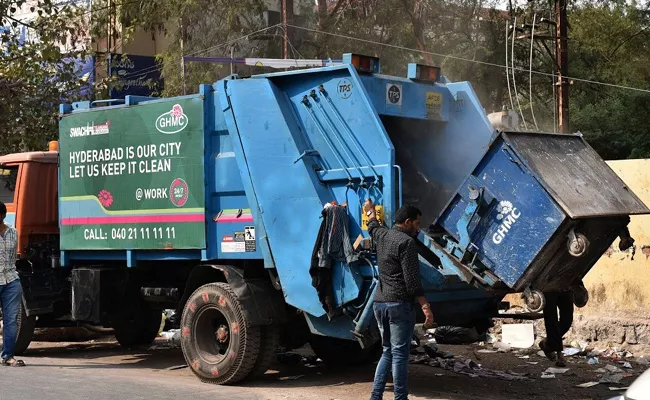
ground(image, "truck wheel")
xmin=309 ymin=334 xmax=381 ymax=366
xmin=181 ymin=283 xmax=261 ymax=385
xmin=250 ymin=325 xmax=281 ymax=378
xmin=113 ymin=306 xmax=162 ymax=348
xmin=524 ymin=290 xmax=546 ymax=313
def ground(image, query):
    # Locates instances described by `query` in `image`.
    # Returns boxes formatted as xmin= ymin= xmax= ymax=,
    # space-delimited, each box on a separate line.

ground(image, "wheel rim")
xmin=525 ymin=290 xmax=545 ymax=312
xmin=193 ymin=305 xmax=231 ymax=364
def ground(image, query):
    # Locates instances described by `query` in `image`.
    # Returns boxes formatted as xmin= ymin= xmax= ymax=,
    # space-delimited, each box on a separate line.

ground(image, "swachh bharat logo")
xmin=156 ymin=104 xmax=188 ymax=134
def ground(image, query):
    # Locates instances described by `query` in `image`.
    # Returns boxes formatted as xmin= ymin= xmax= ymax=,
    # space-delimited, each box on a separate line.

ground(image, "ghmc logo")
xmin=492 ymin=200 xmax=522 ymax=245
xmin=156 ymin=104 xmax=188 ymax=134
xmin=496 ymin=200 xmax=514 ymax=220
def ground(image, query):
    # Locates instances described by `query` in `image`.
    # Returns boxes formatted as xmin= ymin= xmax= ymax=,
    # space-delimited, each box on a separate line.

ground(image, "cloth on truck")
xmin=318 ymin=204 xmax=358 ymax=269
xmin=309 ymin=204 xmax=358 ymax=317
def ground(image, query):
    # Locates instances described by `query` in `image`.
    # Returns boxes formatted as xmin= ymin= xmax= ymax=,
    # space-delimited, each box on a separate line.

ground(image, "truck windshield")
xmin=0 ymin=166 xmax=18 ymax=204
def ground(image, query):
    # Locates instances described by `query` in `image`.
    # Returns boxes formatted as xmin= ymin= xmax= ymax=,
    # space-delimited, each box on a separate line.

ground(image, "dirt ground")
xmin=11 ymin=335 xmax=645 ymax=400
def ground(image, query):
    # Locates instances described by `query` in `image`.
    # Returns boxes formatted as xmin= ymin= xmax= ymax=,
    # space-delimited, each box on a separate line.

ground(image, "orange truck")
xmin=0 ymin=143 xmax=60 ymax=353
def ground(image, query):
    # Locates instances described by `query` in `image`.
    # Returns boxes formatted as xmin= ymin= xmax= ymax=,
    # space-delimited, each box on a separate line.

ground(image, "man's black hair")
xmin=395 ymin=204 xmax=422 ymax=224
xmin=0 ymin=201 xmax=6 ymax=216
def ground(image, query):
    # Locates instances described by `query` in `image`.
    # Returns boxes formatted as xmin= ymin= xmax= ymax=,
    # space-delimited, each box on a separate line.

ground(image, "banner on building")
xmin=108 ymin=54 xmax=164 ymax=98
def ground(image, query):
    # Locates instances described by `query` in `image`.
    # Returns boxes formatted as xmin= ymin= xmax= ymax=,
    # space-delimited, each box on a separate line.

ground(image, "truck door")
xmin=0 ymin=165 xmax=19 ymax=226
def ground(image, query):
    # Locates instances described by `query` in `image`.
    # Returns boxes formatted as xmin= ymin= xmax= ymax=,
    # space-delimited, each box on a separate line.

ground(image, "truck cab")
xmin=0 ymin=146 xmax=59 ymax=259
xmin=0 ymin=144 xmax=63 ymax=354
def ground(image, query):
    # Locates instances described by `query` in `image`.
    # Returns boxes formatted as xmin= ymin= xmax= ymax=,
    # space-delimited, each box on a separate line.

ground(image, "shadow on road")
xmin=21 ymin=340 xmax=620 ymax=400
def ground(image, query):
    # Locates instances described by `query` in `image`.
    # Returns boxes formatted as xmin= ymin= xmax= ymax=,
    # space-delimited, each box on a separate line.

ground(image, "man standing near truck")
xmin=0 ymin=201 xmax=25 ymax=367
xmin=364 ymin=199 xmax=434 ymax=400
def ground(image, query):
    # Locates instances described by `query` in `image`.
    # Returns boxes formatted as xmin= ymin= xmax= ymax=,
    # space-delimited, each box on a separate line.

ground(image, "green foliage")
xmin=2 ymin=0 xmax=648 ymax=160
xmin=0 ymin=0 xmax=91 ymax=153
xmin=567 ymin=1 xmax=650 ymax=159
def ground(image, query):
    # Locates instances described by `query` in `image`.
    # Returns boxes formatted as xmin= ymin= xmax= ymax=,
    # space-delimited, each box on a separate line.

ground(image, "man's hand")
xmin=422 ymin=304 xmax=436 ymax=329
xmin=363 ymin=198 xmax=375 ymax=213
xmin=363 ymin=199 xmax=377 ymax=220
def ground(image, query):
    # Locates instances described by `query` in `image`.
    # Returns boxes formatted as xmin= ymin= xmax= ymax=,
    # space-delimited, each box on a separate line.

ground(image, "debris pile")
xmin=409 ymin=342 xmax=532 ymax=382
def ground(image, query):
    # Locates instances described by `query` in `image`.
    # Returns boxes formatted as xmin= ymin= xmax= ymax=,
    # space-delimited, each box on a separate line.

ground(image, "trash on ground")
xmin=501 ymin=324 xmax=535 ymax=349
xmin=541 ymin=372 xmax=556 ymax=379
xmin=621 ymin=362 xmax=632 ymax=369
xmin=601 ymin=347 xmax=629 ymax=360
xmin=165 ymin=365 xmax=188 ymax=371
xmin=537 ymin=351 xmax=547 ymax=358
xmin=423 ymin=343 xmax=454 ymax=359
xmin=595 ymin=368 xmax=607 ymax=373
xmin=562 ymin=348 xmax=581 ymax=357
xmin=434 ymin=326 xmax=480 ymax=345
xmin=599 ymin=373 xmax=626 ymax=384
xmin=576 ymin=382 xmax=600 ymax=388
xmin=588 ymin=357 xmax=599 ymax=365
xmin=518 ymin=355 xmax=530 ymax=359
xmin=278 ymin=375 xmax=305 ymax=381
xmin=569 ymin=340 xmax=590 ymax=352
xmin=485 ymin=333 xmax=497 ymax=344
xmin=410 ymin=355 xmax=531 ymax=381
xmin=160 ymin=329 xmax=180 ymax=340
xmin=527 ymin=362 xmax=539 ymax=365
xmin=545 ymin=367 xmax=569 ymax=374
xmin=493 ymin=341 xmax=512 ymax=353
xmin=608 ymin=387 xmax=629 ymax=391
xmin=160 ymin=329 xmax=181 ymax=347
xmin=605 ymin=364 xmax=625 ymax=373
xmin=477 ymin=349 xmax=498 ymax=354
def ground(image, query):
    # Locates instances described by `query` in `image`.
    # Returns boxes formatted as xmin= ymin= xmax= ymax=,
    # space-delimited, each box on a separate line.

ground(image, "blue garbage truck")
xmin=1 ymin=53 xmax=647 ymax=384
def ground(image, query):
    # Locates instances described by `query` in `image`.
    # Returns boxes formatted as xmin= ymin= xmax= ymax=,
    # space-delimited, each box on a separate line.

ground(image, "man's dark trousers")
xmin=543 ymin=291 xmax=574 ymax=352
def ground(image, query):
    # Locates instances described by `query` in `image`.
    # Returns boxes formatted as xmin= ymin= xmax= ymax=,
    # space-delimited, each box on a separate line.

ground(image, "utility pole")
xmin=555 ymin=0 xmax=569 ymax=133
xmin=282 ymin=0 xmax=288 ymax=59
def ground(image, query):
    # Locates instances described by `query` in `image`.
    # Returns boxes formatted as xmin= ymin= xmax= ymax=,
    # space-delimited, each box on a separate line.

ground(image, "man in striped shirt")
xmin=0 ymin=201 xmax=25 ymax=366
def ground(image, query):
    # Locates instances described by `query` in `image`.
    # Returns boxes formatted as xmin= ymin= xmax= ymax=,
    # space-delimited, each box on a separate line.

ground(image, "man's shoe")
xmin=539 ymin=338 xmax=557 ymax=362
xmin=555 ymin=352 xmax=567 ymax=367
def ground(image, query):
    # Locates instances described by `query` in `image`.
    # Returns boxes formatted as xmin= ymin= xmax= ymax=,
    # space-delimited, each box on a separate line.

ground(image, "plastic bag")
xmin=434 ymin=326 xmax=480 ymax=345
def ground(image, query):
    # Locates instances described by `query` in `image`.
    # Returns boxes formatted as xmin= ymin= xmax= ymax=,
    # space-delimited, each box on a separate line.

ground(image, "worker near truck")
xmin=539 ymin=280 xmax=588 ymax=368
xmin=364 ymin=199 xmax=434 ymax=400
xmin=0 ymin=201 xmax=25 ymax=367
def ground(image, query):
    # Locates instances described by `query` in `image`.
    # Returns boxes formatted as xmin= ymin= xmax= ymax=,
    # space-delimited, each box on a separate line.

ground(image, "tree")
xmin=90 ymin=0 xmax=272 ymax=96
xmin=568 ymin=1 xmax=650 ymax=159
xmin=95 ymin=0 xmax=650 ymax=160
xmin=0 ymin=0 xmax=91 ymax=153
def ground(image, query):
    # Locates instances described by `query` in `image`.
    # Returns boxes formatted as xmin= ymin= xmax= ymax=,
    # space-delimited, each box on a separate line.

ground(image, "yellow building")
xmin=581 ymin=159 xmax=650 ymax=315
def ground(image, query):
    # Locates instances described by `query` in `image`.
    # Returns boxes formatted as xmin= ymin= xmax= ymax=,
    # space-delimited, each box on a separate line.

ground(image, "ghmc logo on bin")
xmin=492 ymin=200 xmax=521 ymax=245
xmin=156 ymin=104 xmax=188 ymax=134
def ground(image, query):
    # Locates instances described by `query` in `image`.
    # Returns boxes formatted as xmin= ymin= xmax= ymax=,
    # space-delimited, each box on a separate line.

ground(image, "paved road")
xmin=4 ymin=343 xmax=259 ymax=400
xmin=1 ymin=338 xmax=637 ymax=400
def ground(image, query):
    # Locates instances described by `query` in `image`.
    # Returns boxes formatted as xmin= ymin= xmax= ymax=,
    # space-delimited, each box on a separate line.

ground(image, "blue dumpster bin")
xmin=427 ymin=131 xmax=649 ymax=311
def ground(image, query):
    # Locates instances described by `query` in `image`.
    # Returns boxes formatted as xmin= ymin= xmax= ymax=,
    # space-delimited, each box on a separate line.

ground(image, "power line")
xmin=287 ymin=23 xmax=650 ymax=94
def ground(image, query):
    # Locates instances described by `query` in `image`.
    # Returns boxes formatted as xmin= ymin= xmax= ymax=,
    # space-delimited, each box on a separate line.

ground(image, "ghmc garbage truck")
xmin=1 ymin=53 xmax=647 ymax=384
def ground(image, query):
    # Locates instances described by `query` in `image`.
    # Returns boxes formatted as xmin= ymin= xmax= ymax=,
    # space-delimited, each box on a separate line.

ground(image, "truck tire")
xmin=250 ymin=325 xmax=281 ymax=378
xmin=181 ymin=283 xmax=261 ymax=385
xmin=113 ymin=306 xmax=162 ymax=348
xmin=309 ymin=334 xmax=381 ymax=366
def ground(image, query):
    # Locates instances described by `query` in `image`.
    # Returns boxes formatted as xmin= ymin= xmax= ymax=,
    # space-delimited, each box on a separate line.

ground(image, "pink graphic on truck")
xmin=98 ymin=190 xmax=114 ymax=208
xmin=170 ymin=178 xmax=189 ymax=207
